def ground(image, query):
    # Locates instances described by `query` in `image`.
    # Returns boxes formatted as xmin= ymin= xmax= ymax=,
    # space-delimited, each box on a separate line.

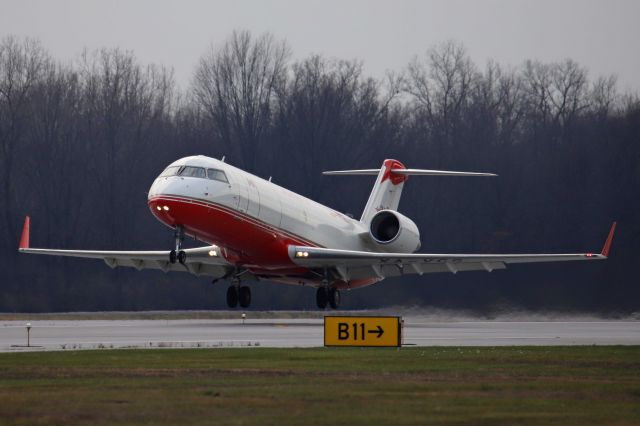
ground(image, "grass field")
xmin=1 ymin=347 xmax=639 ymax=425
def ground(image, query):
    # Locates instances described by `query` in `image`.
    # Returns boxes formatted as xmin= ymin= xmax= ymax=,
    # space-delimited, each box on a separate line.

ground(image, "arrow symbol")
xmin=368 ymin=325 xmax=384 ymax=338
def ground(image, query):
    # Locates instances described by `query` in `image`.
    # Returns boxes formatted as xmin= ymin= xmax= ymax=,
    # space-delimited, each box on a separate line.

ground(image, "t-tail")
xmin=323 ymin=159 xmax=497 ymax=223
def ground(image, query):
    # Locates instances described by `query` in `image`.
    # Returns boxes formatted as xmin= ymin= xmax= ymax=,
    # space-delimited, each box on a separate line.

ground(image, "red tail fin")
xmin=19 ymin=216 xmax=30 ymax=249
xmin=601 ymin=222 xmax=617 ymax=257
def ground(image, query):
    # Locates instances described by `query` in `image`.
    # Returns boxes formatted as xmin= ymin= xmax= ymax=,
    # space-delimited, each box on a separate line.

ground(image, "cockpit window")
xmin=159 ymin=166 xmax=180 ymax=177
xmin=179 ymin=166 xmax=206 ymax=178
xmin=207 ymin=168 xmax=228 ymax=183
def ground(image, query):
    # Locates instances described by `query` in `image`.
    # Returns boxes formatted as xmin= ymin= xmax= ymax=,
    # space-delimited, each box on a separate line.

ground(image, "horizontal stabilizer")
xmin=323 ymin=168 xmax=497 ymax=177
xmin=322 ymin=169 xmax=380 ymax=176
xmin=393 ymin=169 xmax=497 ymax=177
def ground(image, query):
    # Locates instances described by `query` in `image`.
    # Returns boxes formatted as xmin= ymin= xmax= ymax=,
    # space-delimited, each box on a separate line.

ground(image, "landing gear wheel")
xmin=177 ymin=250 xmax=187 ymax=264
xmin=316 ymin=287 xmax=328 ymax=309
xmin=226 ymin=286 xmax=238 ymax=308
xmin=239 ymin=286 xmax=251 ymax=308
xmin=169 ymin=250 xmax=177 ymax=264
xmin=329 ymin=288 xmax=341 ymax=309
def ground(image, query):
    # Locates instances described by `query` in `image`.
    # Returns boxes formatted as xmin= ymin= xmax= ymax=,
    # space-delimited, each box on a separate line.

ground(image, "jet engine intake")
xmin=368 ymin=210 xmax=421 ymax=253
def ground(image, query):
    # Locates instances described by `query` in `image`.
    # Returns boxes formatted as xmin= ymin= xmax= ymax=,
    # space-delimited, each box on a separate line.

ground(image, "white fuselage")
xmin=147 ymin=155 xmax=381 ymax=287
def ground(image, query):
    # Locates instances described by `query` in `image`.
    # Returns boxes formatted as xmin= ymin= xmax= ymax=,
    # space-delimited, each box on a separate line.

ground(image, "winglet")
xmin=19 ymin=216 xmax=30 ymax=250
xmin=601 ymin=222 xmax=617 ymax=257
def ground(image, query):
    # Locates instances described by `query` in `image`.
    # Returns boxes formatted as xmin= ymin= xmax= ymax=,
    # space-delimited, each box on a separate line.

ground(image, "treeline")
xmin=1 ymin=31 xmax=638 ymax=312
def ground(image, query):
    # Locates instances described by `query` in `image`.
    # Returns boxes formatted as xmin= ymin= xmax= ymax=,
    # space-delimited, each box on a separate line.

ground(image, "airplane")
xmin=18 ymin=156 xmax=616 ymax=309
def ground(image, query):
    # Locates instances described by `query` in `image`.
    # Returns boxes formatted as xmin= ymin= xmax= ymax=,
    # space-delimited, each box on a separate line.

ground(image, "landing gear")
xmin=239 ymin=286 xmax=251 ymax=308
xmin=316 ymin=287 xmax=341 ymax=309
xmin=169 ymin=226 xmax=186 ymax=264
xmin=329 ymin=288 xmax=341 ymax=309
xmin=316 ymin=267 xmax=340 ymax=310
xmin=226 ymin=275 xmax=251 ymax=309
xmin=316 ymin=287 xmax=328 ymax=309
xmin=226 ymin=286 xmax=238 ymax=308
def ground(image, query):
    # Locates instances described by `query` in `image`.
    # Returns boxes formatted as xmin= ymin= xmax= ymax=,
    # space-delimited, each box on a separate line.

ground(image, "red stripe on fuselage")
xmin=148 ymin=195 xmax=317 ymax=270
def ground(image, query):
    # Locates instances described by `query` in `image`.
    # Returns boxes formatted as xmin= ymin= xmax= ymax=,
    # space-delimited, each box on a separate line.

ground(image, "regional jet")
xmin=18 ymin=157 xmax=616 ymax=309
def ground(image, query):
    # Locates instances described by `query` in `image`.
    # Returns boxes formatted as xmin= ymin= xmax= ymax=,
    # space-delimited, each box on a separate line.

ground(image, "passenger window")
xmin=179 ymin=166 xmax=206 ymax=178
xmin=159 ymin=166 xmax=180 ymax=177
xmin=207 ymin=168 xmax=228 ymax=183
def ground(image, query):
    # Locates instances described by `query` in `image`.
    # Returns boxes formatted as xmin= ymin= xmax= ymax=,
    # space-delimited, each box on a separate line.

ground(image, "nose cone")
xmin=148 ymin=177 xmax=162 ymax=201
xmin=148 ymin=177 xmax=177 ymax=228
xmin=148 ymin=174 xmax=185 ymax=201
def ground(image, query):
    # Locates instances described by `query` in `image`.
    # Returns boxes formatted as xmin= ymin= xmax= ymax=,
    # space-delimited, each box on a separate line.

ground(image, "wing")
xmin=288 ymin=223 xmax=616 ymax=280
xmin=18 ymin=216 xmax=234 ymax=279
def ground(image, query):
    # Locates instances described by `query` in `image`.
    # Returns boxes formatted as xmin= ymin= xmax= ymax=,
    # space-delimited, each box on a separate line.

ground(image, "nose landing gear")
xmin=169 ymin=225 xmax=187 ymax=265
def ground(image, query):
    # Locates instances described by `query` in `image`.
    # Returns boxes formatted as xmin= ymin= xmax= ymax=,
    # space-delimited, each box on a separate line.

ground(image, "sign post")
xmin=324 ymin=316 xmax=402 ymax=347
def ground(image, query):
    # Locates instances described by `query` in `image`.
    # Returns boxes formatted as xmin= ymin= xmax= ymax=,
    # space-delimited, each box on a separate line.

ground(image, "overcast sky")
xmin=1 ymin=0 xmax=639 ymax=91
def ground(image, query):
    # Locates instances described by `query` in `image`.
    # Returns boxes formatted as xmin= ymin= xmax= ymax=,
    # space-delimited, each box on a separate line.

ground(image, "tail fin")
xmin=323 ymin=159 xmax=497 ymax=223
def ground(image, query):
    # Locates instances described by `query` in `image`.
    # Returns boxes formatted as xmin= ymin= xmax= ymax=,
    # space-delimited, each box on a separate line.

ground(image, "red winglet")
xmin=19 ymin=216 xmax=30 ymax=249
xmin=601 ymin=221 xmax=617 ymax=257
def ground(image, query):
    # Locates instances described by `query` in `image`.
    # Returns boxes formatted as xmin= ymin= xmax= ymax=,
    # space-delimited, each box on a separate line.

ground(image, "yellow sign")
xmin=324 ymin=316 xmax=402 ymax=347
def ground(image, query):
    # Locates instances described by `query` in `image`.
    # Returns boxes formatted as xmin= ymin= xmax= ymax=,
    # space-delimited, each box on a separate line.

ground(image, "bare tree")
xmin=193 ymin=30 xmax=290 ymax=171
xmin=26 ymin=61 xmax=84 ymax=246
xmin=590 ymin=75 xmax=618 ymax=118
xmin=404 ymin=40 xmax=476 ymax=161
xmin=0 ymin=36 xmax=47 ymax=244
xmin=549 ymin=59 xmax=589 ymax=127
xmin=78 ymin=48 xmax=175 ymax=244
xmin=522 ymin=60 xmax=554 ymax=126
xmin=272 ymin=55 xmax=401 ymax=199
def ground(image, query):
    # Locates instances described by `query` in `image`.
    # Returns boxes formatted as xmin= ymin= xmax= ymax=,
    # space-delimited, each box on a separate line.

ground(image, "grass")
xmin=0 ymin=346 xmax=639 ymax=425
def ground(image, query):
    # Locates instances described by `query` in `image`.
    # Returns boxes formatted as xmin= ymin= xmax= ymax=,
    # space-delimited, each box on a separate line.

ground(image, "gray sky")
xmin=1 ymin=0 xmax=639 ymax=91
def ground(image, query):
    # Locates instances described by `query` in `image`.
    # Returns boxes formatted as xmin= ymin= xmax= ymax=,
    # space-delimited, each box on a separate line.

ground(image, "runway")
xmin=1 ymin=315 xmax=639 ymax=351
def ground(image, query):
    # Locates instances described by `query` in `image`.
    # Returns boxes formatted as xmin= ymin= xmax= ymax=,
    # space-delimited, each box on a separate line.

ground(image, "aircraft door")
xmin=245 ymin=177 xmax=261 ymax=218
xmin=256 ymin=180 xmax=282 ymax=229
xmin=225 ymin=168 xmax=248 ymax=213
xmin=238 ymin=183 xmax=249 ymax=214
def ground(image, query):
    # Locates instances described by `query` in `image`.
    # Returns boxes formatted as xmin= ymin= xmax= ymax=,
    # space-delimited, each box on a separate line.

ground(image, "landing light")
xmin=208 ymin=250 xmax=217 ymax=257
xmin=295 ymin=251 xmax=309 ymax=258
xmin=163 ymin=206 xmax=170 ymax=211
xmin=156 ymin=206 xmax=161 ymax=211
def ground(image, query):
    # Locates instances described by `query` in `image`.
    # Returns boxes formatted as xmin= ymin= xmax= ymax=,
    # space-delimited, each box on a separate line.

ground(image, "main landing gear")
xmin=226 ymin=272 xmax=251 ymax=309
xmin=316 ymin=268 xmax=340 ymax=310
xmin=226 ymin=283 xmax=251 ymax=309
xmin=316 ymin=286 xmax=340 ymax=310
xmin=169 ymin=225 xmax=187 ymax=265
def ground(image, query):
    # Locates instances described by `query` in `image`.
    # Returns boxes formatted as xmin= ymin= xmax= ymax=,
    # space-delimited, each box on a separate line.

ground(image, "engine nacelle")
xmin=368 ymin=210 xmax=421 ymax=253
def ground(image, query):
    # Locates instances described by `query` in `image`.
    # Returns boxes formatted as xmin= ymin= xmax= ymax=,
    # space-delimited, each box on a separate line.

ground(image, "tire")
xmin=329 ymin=288 xmax=341 ymax=309
xmin=239 ymin=286 xmax=251 ymax=308
xmin=169 ymin=250 xmax=177 ymax=264
xmin=226 ymin=286 xmax=238 ymax=308
xmin=316 ymin=287 xmax=328 ymax=309
xmin=177 ymin=250 xmax=187 ymax=264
